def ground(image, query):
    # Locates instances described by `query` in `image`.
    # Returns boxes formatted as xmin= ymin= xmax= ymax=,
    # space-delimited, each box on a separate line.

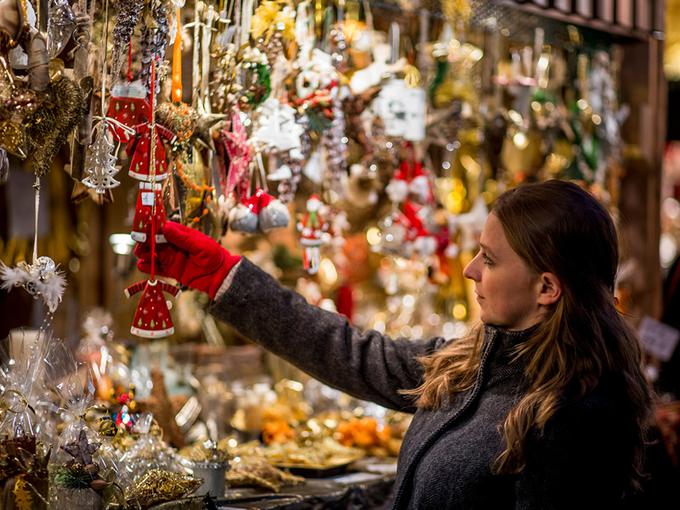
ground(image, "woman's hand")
xmin=135 ymin=221 xmax=241 ymax=299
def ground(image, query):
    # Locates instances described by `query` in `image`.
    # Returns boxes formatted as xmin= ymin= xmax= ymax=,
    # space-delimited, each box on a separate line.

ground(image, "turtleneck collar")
xmin=482 ymin=323 xmax=540 ymax=386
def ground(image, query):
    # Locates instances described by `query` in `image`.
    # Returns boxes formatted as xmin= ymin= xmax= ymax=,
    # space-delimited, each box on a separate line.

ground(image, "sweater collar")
xmin=482 ymin=323 xmax=539 ymax=383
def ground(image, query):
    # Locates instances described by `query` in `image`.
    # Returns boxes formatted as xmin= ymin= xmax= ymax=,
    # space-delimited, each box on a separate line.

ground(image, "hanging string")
xmin=32 ymin=176 xmax=40 ymax=264
xmin=149 ymin=59 xmax=158 ymax=282
xmin=100 ymin=0 xmax=111 ymax=116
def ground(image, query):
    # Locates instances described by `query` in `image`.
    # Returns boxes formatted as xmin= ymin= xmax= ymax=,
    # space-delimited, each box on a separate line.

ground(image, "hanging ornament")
xmin=297 ymin=194 xmax=330 ymax=275
xmin=126 ymin=60 xmax=178 ymax=340
xmin=82 ymin=120 xmax=123 ymax=194
xmin=236 ymin=46 xmax=271 ymax=110
xmin=47 ymin=0 xmax=77 ymax=58
xmin=126 ymin=120 xmax=175 ymax=182
xmin=292 ymin=49 xmax=338 ymax=133
xmin=275 ymin=117 xmax=311 ymax=204
xmin=0 ymin=256 xmax=66 ymax=313
xmin=140 ymin=0 xmax=170 ymax=95
xmin=386 ymin=158 xmax=434 ymax=205
xmin=111 ymin=0 xmax=145 ymax=81
xmin=25 ymin=75 xmax=86 ymax=177
xmin=251 ymin=98 xmax=304 ymax=155
xmin=0 ymin=40 xmax=40 ymax=159
xmin=222 ymin=109 xmax=252 ymax=200
xmin=228 ymin=192 xmax=260 ymax=234
xmin=171 ymin=3 xmax=183 ymax=103
xmin=0 ymin=148 xmax=8 ymax=183
xmin=320 ymin=92 xmax=348 ymax=195
xmin=254 ymin=154 xmax=289 ymax=232
xmin=124 ymin=279 xmax=180 ymax=338
xmin=106 ymin=81 xmax=151 ymax=143
xmin=131 ymin=182 xmax=167 ymax=243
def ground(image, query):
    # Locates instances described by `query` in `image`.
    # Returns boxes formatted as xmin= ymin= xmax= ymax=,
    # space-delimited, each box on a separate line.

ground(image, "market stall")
xmin=0 ymin=0 xmax=668 ymax=508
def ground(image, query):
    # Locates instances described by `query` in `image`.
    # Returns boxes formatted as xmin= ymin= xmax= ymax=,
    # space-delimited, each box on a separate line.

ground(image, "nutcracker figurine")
xmin=297 ymin=194 xmax=329 ymax=274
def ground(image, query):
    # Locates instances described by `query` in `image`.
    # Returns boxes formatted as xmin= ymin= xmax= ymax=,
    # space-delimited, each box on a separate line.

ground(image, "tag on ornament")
xmin=141 ymin=192 xmax=156 ymax=206
xmin=638 ymin=316 xmax=680 ymax=362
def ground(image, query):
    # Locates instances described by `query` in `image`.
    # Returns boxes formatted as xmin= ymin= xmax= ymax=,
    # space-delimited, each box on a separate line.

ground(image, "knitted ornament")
xmin=131 ymin=182 xmax=167 ymax=243
xmin=228 ymin=193 xmax=259 ymax=234
xmin=257 ymin=188 xmax=289 ymax=232
xmin=125 ymin=279 xmax=180 ymax=339
xmin=126 ymin=122 xmax=175 ymax=181
xmin=106 ymin=81 xmax=151 ymax=143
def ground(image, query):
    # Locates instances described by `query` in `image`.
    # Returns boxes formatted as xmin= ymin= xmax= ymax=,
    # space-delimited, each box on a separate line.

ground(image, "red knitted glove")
xmin=135 ymin=221 xmax=241 ymax=299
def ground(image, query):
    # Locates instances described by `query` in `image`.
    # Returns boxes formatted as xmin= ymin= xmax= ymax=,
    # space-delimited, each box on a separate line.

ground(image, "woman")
xmin=136 ymin=180 xmax=651 ymax=509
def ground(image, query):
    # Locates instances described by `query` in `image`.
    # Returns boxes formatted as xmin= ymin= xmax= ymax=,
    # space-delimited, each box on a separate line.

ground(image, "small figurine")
xmin=297 ymin=194 xmax=330 ymax=274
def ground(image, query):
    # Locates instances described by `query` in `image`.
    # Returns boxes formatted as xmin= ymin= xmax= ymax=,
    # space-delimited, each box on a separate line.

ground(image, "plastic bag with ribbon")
xmin=45 ymin=352 xmax=123 ymax=509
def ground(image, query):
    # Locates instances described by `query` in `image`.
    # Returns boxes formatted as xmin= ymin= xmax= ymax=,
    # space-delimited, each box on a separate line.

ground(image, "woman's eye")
xmin=483 ymin=255 xmax=493 ymax=265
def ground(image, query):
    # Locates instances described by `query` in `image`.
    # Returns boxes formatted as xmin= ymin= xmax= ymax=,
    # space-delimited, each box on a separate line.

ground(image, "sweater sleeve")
xmin=514 ymin=389 xmax=630 ymax=510
xmin=208 ymin=258 xmax=448 ymax=412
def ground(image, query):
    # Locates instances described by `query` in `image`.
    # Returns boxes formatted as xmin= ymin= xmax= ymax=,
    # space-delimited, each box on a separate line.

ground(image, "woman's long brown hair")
xmin=402 ymin=180 xmax=651 ymax=487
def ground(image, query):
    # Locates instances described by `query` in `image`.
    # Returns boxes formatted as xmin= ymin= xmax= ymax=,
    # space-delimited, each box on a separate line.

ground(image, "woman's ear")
xmin=537 ymin=272 xmax=562 ymax=306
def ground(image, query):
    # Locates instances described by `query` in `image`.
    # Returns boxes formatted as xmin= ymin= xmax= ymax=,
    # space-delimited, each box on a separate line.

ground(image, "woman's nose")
xmin=463 ymin=254 xmax=481 ymax=282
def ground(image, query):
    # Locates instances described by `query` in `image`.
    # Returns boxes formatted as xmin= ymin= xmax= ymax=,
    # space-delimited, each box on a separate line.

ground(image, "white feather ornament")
xmin=0 ymin=257 xmax=67 ymax=313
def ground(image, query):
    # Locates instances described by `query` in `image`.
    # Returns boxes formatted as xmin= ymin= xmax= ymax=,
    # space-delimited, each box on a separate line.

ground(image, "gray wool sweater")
xmin=210 ymin=259 xmax=633 ymax=509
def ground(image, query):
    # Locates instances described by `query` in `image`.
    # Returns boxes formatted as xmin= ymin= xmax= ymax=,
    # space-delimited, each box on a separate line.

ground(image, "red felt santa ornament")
xmin=125 ymin=279 xmax=180 ymax=338
xmin=126 ymin=122 xmax=175 ymax=181
xmin=131 ymin=182 xmax=167 ymax=243
xmin=126 ymin=60 xmax=178 ymax=340
xmin=106 ymin=81 xmax=151 ymax=143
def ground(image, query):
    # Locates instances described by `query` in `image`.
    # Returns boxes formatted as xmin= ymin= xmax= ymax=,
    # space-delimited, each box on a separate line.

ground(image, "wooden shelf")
xmin=499 ymin=1 xmax=654 ymax=41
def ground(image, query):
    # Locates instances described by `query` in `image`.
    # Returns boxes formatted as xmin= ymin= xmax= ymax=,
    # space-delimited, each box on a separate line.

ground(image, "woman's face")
xmin=463 ymin=213 xmax=543 ymax=330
